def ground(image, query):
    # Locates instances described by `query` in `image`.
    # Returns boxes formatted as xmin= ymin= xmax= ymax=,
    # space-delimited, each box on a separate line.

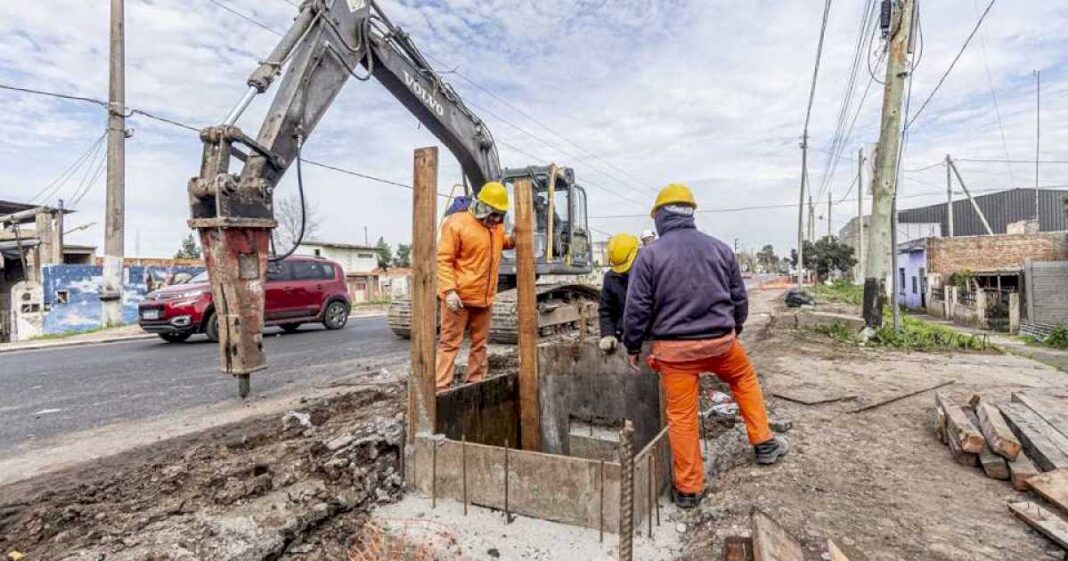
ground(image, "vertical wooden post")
xmin=514 ymin=176 xmax=541 ymax=451
xmin=407 ymin=147 xmax=438 ymax=447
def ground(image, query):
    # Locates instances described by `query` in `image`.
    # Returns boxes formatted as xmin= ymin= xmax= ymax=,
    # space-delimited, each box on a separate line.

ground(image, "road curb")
xmin=0 ymin=334 xmax=158 ymax=355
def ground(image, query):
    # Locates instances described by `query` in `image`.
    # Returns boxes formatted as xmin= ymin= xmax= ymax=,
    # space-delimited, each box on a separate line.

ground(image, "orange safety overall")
xmin=646 ymin=334 xmax=773 ymax=494
xmin=434 ymin=211 xmax=514 ymax=391
xmin=435 ymin=301 xmax=492 ymax=389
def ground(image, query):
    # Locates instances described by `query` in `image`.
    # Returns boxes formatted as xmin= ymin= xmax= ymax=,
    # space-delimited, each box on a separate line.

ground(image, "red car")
xmin=138 ymin=256 xmax=351 ymax=343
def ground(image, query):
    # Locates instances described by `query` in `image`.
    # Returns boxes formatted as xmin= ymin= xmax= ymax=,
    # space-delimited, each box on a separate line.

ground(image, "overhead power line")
xmin=208 ymin=0 xmax=656 ymax=209
xmin=28 ymin=131 xmax=107 ymax=203
xmin=906 ymin=0 xmax=996 ymax=128
xmin=205 ymin=0 xmax=283 ymax=37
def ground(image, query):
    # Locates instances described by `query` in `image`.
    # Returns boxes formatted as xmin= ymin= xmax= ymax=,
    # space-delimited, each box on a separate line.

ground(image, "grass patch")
xmin=814 ymin=314 xmax=989 ymax=351
xmin=30 ymin=326 xmax=108 ymax=341
xmin=810 ymin=280 xmax=863 ymax=306
xmin=1023 ymin=326 xmax=1068 ymax=349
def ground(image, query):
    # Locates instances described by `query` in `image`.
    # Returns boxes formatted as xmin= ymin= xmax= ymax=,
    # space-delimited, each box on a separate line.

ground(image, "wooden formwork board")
xmin=410 ymin=428 xmax=670 ymax=532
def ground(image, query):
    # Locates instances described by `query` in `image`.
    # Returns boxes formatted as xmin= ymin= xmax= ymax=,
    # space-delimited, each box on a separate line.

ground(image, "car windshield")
xmin=186 ymin=271 xmax=209 ymax=284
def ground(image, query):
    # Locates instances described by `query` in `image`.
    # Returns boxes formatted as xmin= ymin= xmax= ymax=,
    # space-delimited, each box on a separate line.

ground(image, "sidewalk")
xmin=0 ymin=325 xmax=154 ymax=354
xmin=0 ymin=306 xmax=391 ymax=355
xmin=916 ymin=314 xmax=1068 ymax=373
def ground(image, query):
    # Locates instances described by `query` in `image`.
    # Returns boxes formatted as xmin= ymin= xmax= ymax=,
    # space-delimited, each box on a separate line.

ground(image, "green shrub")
xmin=810 ymin=280 xmax=863 ymax=306
xmin=810 ymin=314 xmax=987 ymax=351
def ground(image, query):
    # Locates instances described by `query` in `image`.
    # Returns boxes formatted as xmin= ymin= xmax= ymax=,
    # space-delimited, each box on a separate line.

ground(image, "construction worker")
xmin=640 ymin=228 xmax=657 ymax=246
xmin=436 ymin=181 xmax=514 ymax=391
xmin=622 ymin=183 xmax=788 ymax=509
xmin=598 ymin=233 xmax=639 ymax=353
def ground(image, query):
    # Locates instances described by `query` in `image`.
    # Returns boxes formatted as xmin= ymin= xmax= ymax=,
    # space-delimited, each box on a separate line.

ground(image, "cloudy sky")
xmin=1 ymin=0 xmax=1066 ymax=258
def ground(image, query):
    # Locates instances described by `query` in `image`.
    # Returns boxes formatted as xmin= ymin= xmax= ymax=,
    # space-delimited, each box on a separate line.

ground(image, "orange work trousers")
xmin=648 ymin=339 xmax=773 ymax=494
xmin=435 ymin=301 xmax=492 ymax=391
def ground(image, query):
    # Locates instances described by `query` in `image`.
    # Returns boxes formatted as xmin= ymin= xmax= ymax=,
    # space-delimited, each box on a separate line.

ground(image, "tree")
xmin=394 ymin=244 xmax=411 ymax=268
xmin=272 ymin=195 xmax=321 ymax=252
xmin=756 ymin=244 xmax=779 ymax=273
xmin=175 ymin=233 xmax=201 ymax=259
xmin=790 ymin=236 xmax=856 ymax=282
xmin=376 ymin=236 xmax=393 ymax=269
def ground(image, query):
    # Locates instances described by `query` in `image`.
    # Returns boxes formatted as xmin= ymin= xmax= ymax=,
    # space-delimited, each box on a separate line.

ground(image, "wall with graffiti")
xmin=39 ymin=263 xmax=204 ymax=335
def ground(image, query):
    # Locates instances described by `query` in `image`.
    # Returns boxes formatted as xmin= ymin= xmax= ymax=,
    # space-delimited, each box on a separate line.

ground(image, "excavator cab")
xmin=498 ymin=165 xmax=593 ymax=279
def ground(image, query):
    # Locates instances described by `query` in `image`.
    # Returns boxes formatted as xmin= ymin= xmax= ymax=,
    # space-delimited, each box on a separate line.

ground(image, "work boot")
xmin=672 ymin=488 xmax=702 ymax=510
xmin=754 ymin=436 xmax=790 ymax=465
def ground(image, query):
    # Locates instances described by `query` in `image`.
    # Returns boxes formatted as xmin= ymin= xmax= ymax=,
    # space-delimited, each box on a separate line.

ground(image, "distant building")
xmin=898 ymin=188 xmax=1068 ymax=237
xmin=295 ymin=240 xmax=380 ymax=274
xmin=295 ymin=240 xmax=385 ymax=304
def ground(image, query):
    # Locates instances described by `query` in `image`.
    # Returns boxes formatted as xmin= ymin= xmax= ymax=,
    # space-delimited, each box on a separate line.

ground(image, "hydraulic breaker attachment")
xmin=188 ymin=125 xmax=278 ymax=398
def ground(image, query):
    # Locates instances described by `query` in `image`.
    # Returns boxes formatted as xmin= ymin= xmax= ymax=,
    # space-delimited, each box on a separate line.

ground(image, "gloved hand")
xmin=445 ymin=291 xmax=464 ymax=312
xmin=598 ymin=335 xmax=618 ymax=352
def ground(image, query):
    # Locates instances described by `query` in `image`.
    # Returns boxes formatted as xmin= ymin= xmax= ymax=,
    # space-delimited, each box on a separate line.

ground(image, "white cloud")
xmin=0 ymin=0 xmax=1066 ymax=259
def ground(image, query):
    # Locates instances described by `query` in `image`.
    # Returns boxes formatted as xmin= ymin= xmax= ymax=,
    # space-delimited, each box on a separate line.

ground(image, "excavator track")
xmin=387 ymin=283 xmax=600 ymax=344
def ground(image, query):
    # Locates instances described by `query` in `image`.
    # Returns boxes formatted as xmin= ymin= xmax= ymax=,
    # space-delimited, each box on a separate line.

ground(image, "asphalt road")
xmin=0 ymin=316 xmax=408 ymax=452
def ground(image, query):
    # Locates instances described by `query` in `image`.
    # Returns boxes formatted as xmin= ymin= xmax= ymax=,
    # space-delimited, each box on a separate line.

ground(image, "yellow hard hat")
xmin=651 ymin=183 xmax=696 ymax=217
xmin=606 ymin=234 xmax=640 ymax=274
xmin=478 ymin=181 xmax=509 ymax=212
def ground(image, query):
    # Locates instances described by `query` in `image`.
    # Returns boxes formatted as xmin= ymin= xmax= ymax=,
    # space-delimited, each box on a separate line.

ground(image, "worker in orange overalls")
xmin=435 ymin=181 xmax=514 ymax=391
xmin=622 ymin=183 xmax=789 ymax=509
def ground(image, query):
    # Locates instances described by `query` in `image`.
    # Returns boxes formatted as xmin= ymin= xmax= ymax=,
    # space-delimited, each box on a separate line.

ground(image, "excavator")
xmin=187 ymin=0 xmax=598 ymax=396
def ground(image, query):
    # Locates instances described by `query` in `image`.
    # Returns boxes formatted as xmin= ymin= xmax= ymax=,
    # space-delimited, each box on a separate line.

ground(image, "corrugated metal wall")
xmin=898 ymin=189 xmax=1068 ymax=236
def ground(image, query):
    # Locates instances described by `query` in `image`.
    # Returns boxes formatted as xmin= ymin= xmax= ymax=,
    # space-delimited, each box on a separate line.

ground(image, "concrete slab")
xmin=372 ymin=494 xmax=685 ymax=561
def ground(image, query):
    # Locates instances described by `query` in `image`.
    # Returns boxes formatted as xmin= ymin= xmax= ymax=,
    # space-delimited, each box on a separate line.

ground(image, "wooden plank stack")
xmin=722 ymin=511 xmax=858 ymax=560
xmin=935 ymin=391 xmax=1068 ymax=550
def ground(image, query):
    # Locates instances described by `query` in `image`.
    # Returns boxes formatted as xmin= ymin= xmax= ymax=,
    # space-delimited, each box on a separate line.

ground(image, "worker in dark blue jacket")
xmin=623 ymin=183 xmax=788 ymax=509
xmin=598 ymin=234 xmax=639 ymax=352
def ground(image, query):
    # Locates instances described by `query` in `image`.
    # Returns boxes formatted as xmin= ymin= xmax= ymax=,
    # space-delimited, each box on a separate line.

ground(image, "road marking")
xmin=34 ymin=408 xmax=62 ymax=416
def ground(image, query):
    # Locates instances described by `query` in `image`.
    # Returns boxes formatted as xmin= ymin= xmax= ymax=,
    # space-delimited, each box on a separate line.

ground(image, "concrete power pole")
xmin=808 ymin=195 xmax=815 ymax=241
xmin=797 ymin=134 xmax=808 ymax=287
xmin=856 ymin=148 xmax=865 ymax=281
xmin=102 ymin=0 xmax=126 ymax=327
xmin=827 ymin=190 xmax=833 ymax=239
xmin=945 ymin=154 xmax=954 ymax=237
xmin=1034 ymin=69 xmax=1041 ymax=220
xmin=862 ymin=0 xmax=914 ymax=329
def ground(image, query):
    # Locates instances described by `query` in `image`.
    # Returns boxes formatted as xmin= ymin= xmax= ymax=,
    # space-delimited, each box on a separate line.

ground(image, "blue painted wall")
xmin=41 ymin=264 xmax=204 ymax=335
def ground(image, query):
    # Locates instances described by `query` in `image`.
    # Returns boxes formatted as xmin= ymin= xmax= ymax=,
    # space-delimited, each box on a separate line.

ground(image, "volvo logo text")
xmin=403 ymin=70 xmax=445 ymax=117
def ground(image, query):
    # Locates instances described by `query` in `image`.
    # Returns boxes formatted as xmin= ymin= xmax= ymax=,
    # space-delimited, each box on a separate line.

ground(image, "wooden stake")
xmin=407 ymin=147 xmax=438 ymax=445
xmin=514 ymin=176 xmax=541 ymax=451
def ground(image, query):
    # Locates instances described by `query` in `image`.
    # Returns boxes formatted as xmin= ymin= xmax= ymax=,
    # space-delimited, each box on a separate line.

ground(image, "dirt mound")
xmin=0 ymin=384 xmax=406 ymax=560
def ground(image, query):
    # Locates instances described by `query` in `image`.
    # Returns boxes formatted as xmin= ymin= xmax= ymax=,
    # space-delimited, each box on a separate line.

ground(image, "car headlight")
xmin=175 ymin=290 xmax=208 ymax=299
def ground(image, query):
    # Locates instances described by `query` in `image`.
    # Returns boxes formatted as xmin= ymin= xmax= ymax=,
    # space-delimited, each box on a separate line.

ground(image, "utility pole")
xmin=102 ymin=0 xmax=126 ymax=327
xmin=1034 ymin=69 xmax=1041 ymax=220
xmin=945 ymin=155 xmax=954 ymax=237
xmin=56 ymin=199 xmax=65 ymax=264
xmin=734 ymin=238 xmax=739 ymax=254
xmin=863 ymin=0 xmax=914 ymax=330
xmin=856 ymin=148 xmax=865 ymax=281
xmin=808 ymin=195 xmax=815 ymax=241
xmin=797 ymin=134 xmax=808 ymax=287
xmin=364 ymin=226 xmax=369 ymax=246
xmin=827 ymin=190 xmax=833 ymax=239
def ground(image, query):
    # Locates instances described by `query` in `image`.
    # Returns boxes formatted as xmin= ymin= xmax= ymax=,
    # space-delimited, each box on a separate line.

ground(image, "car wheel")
xmin=322 ymin=301 xmax=349 ymax=330
xmin=281 ymin=323 xmax=301 ymax=333
xmin=204 ymin=311 xmax=220 ymax=342
xmin=159 ymin=333 xmax=191 ymax=343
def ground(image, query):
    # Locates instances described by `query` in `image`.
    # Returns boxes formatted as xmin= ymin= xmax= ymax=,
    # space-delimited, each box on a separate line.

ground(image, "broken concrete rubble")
xmin=0 ymin=386 xmax=406 ymax=560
